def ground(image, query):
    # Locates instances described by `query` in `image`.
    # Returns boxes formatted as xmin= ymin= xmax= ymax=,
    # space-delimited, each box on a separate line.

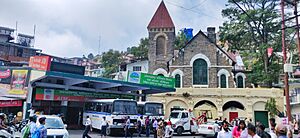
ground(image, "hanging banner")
xmin=9 ymin=70 xmax=28 ymax=95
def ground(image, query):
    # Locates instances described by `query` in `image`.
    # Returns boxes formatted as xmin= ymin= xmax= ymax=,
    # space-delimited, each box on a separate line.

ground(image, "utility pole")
xmin=294 ymin=0 xmax=300 ymax=61
xmin=281 ymin=0 xmax=292 ymax=122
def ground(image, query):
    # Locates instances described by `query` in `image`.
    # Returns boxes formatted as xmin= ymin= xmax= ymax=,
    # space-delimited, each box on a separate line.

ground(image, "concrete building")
xmin=114 ymin=60 xmax=148 ymax=81
xmin=69 ymin=57 xmax=105 ymax=77
xmin=0 ymin=26 xmax=41 ymax=66
xmin=146 ymin=1 xmax=284 ymax=125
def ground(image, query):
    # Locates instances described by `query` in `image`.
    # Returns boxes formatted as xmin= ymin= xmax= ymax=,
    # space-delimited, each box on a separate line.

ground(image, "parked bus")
xmin=137 ymin=101 xmax=164 ymax=119
xmin=83 ymin=99 xmax=138 ymax=135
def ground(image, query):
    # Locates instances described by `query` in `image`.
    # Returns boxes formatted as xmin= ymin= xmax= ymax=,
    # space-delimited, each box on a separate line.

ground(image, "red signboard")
xmin=0 ymin=100 xmax=22 ymax=107
xmin=29 ymin=56 xmax=51 ymax=71
xmin=0 ymin=69 xmax=10 ymax=79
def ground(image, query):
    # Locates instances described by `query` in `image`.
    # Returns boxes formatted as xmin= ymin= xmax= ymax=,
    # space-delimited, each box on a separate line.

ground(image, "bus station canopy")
xmin=32 ymin=71 xmax=175 ymax=96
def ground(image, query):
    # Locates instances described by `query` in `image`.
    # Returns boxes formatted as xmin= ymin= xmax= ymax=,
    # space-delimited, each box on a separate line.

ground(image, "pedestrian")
xmin=164 ymin=121 xmax=173 ymax=138
xmin=269 ymin=118 xmax=277 ymax=138
xmin=232 ymin=120 xmax=248 ymax=138
xmin=145 ymin=116 xmax=150 ymax=137
xmin=32 ymin=117 xmax=47 ymax=138
xmin=257 ymin=123 xmax=271 ymax=138
xmin=217 ymin=121 xmax=232 ymax=138
xmin=136 ymin=116 xmax=143 ymax=137
xmin=275 ymin=124 xmax=287 ymax=138
xmin=213 ymin=119 xmax=220 ymax=138
xmin=293 ymin=119 xmax=298 ymax=135
xmin=100 ymin=117 xmax=108 ymax=138
xmin=124 ymin=116 xmax=132 ymax=138
xmin=247 ymin=124 xmax=261 ymax=138
xmin=82 ymin=116 xmax=92 ymax=138
xmin=21 ymin=115 xmax=37 ymax=138
xmin=157 ymin=119 xmax=164 ymax=138
xmin=153 ymin=118 xmax=158 ymax=138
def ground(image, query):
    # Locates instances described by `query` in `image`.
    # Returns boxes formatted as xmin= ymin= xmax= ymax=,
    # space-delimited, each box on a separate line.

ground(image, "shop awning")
xmin=32 ymin=71 xmax=175 ymax=95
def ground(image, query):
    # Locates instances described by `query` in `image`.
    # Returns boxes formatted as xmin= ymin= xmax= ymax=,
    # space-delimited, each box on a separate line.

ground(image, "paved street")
xmin=69 ymin=130 xmax=206 ymax=138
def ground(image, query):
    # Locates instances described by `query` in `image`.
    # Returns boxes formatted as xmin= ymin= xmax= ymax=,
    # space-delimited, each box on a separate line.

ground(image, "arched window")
xmin=237 ymin=76 xmax=244 ymax=88
xmin=156 ymin=36 xmax=166 ymax=55
xmin=157 ymin=74 xmax=164 ymax=76
xmin=220 ymin=74 xmax=227 ymax=88
xmin=193 ymin=59 xmax=208 ymax=85
xmin=175 ymin=74 xmax=181 ymax=88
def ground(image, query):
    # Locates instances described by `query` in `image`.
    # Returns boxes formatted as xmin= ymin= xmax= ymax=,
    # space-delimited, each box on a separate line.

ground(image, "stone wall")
xmin=148 ymin=30 xmax=175 ymax=73
xmin=148 ymin=88 xmax=284 ymax=120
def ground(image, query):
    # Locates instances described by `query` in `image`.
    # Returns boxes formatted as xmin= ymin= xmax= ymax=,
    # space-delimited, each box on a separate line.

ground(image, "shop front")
xmin=0 ymin=67 xmax=30 ymax=116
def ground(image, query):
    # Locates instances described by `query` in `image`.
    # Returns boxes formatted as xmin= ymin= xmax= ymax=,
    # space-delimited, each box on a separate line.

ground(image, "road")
xmin=69 ymin=130 xmax=206 ymax=138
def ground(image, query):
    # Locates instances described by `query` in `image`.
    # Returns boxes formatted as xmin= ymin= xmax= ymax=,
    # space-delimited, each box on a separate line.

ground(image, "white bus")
xmin=137 ymin=101 xmax=164 ymax=119
xmin=83 ymin=99 xmax=139 ymax=135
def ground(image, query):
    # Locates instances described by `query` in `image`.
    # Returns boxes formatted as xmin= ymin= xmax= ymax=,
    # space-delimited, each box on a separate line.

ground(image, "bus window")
xmin=145 ymin=103 xmax=163 ymax=116
xmin=113 ymin=101 xmax=137 ymax=115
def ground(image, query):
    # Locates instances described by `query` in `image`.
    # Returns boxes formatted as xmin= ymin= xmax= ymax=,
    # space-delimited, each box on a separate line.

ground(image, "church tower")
xmin=148 ymin=1 xmax=175 ymax=75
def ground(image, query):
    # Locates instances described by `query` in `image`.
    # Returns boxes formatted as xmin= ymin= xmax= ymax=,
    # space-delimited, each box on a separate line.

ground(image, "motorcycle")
xmin=0 ymin=125 xmax=19 ymax=138
xmin=16 ymin=119 xmax=28 ymax=132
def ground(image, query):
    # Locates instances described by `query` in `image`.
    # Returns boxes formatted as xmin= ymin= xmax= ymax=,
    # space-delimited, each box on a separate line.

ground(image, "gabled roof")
xmin=177 ymin=30 xmax=235 ymax=63
xmin=147 ymin=1 xmax=175 ymax=29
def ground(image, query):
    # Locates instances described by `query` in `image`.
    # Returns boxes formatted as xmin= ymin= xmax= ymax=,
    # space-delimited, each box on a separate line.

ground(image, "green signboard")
xmin=35 ymin=88 xmax=135 ymax=101
xmin=127 ymin=71 xmax=175 ymax=88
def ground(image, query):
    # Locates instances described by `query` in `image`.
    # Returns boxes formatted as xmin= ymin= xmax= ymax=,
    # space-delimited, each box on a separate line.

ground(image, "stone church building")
xmin=147 ymin=1 xmax=284 ymax=124
xmin=147 ymin=1 xmax=245 ymax=89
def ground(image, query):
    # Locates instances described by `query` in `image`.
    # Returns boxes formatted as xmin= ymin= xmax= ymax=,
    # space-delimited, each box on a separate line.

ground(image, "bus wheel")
xmin=106 ymin=127 xmax=112 ymax=136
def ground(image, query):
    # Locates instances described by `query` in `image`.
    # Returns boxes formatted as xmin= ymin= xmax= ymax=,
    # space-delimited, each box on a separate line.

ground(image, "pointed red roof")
xmin=148 ymin=1 xmax=175 ymax=29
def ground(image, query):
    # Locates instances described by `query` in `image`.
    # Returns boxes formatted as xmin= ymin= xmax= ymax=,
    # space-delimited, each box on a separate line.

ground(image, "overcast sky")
xmin=0 ymin=0 xmax=227 ymax=58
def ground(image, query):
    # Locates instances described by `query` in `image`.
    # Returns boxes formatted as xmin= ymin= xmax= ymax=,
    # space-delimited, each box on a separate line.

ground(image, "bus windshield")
xmin=144 ymin=103 xmax=163 ymax=116
xmin=113 ymin=100 xmax=137 ymax=115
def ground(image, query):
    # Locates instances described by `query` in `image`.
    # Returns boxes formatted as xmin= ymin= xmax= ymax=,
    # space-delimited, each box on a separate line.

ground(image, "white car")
xmin=198 ymin=121 xmax=218 ymax=137
xmin=37 ymin=115 xmax=69 ymax=138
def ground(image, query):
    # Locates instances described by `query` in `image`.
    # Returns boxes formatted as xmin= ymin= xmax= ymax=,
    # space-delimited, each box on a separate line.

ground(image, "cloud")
xmin=0 ymin=0 xmax=226 ymax=58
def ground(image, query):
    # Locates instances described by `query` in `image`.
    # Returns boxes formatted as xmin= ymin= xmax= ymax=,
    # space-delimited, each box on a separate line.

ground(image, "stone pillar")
xmin=246 ymin=89 xmax=253 ymax=119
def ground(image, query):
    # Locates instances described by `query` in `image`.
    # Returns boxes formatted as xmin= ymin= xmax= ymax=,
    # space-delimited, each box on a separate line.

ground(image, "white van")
xmin=169 ymin=110 xmax=198 ymax=135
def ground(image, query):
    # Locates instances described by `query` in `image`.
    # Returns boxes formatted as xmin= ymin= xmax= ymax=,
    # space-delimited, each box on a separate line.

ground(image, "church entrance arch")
xmin=222 ymin=101 xmax=246 ymax=122
xmin=193 ymin=100 xmax=217 ymax=120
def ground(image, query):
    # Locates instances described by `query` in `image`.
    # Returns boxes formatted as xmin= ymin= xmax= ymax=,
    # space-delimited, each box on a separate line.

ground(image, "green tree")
xmin=219 ymin=0 xmax=295 ymax=87
xmin=101 ymin=49 xmax=122 ymax=78
xmin=175 ymin=30 xmax=188 ymax=50
xmin=127 ymin=38 xmax=149 ymax=60
xmin=265 ymin=98 xmax=277 ymax=118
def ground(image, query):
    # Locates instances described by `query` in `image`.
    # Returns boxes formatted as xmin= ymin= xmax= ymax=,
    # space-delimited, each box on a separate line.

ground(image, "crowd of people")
xmin=82 ymin=115 xmax=174 ymax=138
xmin=215 ymin=118 xmax=300 ymax=138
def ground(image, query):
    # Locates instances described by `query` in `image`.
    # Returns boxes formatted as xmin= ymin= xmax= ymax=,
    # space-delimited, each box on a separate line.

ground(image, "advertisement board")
xmin=127 ymin=71 xmax=175 ymax=88
xmin=9 ymin=70 xmax=28 ymax=95
xmin=29 ymin=56 xmax=51 ymax=71
xmin=35 ymin=88 xmax=135 ymax=101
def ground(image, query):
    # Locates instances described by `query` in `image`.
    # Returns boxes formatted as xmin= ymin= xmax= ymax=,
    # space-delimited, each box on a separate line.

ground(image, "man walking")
xmin=124 ymin=116 xmax=132 ymax=138
xmin=145 ymin=116 xmax=150 ymax=137
xmin=248 ymin=124 xmax=261 ymax=138
xmin=136 ymin=116 xmax=143 ymax=137
xmin=153 ymin=118 xmax=158 ymax=138
xmin=82 ymin=116 xmax=92 ymax=138
xmin=217 ymin=121 xmax=232 ymax=138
